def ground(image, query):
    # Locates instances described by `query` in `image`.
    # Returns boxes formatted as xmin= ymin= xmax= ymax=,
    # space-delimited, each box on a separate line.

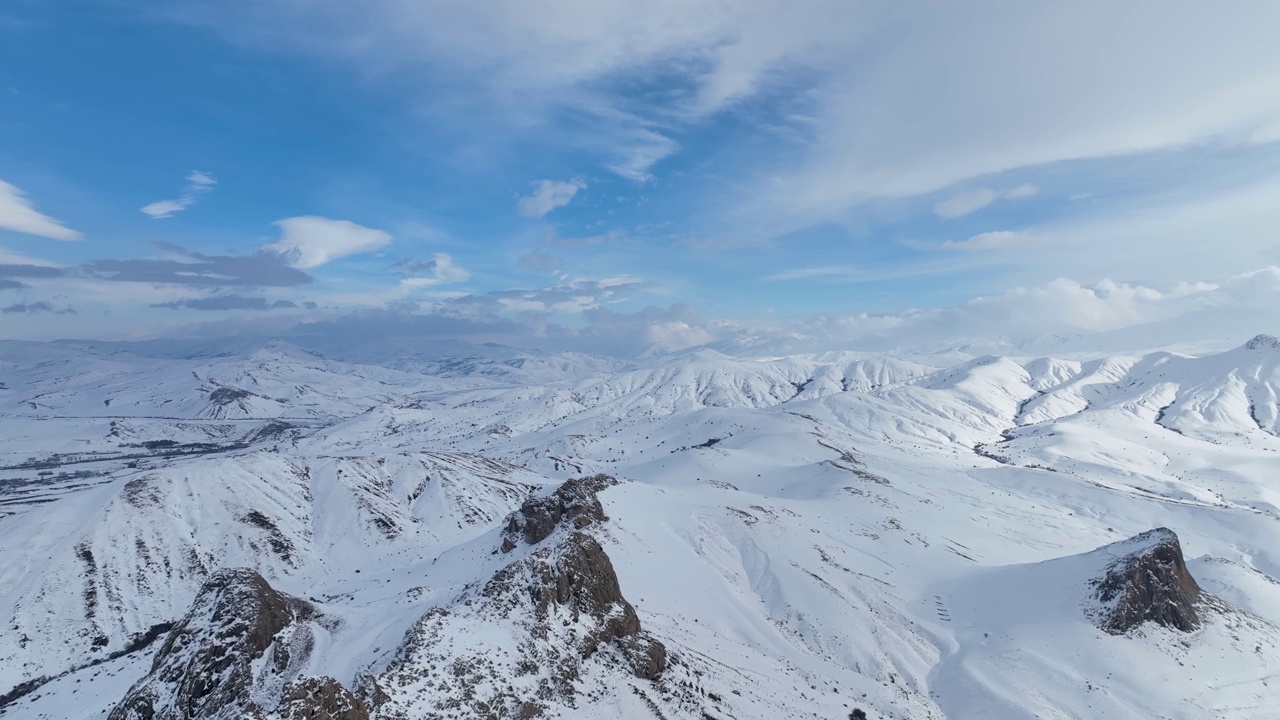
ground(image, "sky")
xmin=1 ymin=1 xmax=1279 ymax=356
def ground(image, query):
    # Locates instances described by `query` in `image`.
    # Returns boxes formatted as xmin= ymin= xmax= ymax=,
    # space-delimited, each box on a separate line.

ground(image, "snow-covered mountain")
xmin=4 ymin=335 xmax=1280 ymax=718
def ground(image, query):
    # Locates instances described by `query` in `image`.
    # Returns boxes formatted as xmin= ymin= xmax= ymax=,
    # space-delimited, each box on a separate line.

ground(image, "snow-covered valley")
xmin=3 ymin=336 xmax=1280 ymax=719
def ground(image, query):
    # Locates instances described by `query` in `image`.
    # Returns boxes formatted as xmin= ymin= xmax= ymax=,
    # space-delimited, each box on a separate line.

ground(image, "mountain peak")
xmin=1243 ymin=334 xmax=1280 ymax=351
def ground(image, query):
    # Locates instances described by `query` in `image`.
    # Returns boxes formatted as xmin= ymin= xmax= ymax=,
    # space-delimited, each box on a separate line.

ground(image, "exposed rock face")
xmin=503 ymin=474 xmax=617 ymax=547
xmin=246 ymin=420 xmax=297 ymax=444
xmin=370 ymin=476 xmax=666 ymax=719
xmin=1244 ymin=334 xmax=1280 ymax=351
xmin=487 ymin=532 xmax=642 ymax=654
xmin=109 ymin=477 xmax=664 ymax=720
xmin=209 ymin=387 xmax=252 ymax=404
xmin=1090 ymin=528 xmax=1203 ymax=634
xmin=278 ymin=677 xmax=370 ymax=720
xmin=620 ymin=634 xmax=667 ymax=680
xmin=109 ymin=569 xmax=318 ymax=720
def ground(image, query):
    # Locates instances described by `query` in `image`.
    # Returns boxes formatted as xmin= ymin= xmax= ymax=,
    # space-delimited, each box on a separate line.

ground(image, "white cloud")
xmin=141 ymin=170 xmax=218 ymax=219
xmin=187 ymin=170 xmax=217 ymax=187
xmin=516 ymin=179 xmax=586 ymax=217
xmin=893 ymin=178 xmax=1280 ymax=287
xmin=763 ymin=266 xmax=859 ymax=281
xmin=397 ymin=253 xmax=470 ymax=288
xmin=0 ymin=246 xmax=60 ymax=267
xmin=0 ymin=179 xmax=81 ymax=240
xmin=139 ymin=200 xmax=189 ymax=220
xmin=940 ymin=231 xmax=1029 ymax=251
xmin=716 ymin=267 xmax=1280 ymax=357
xmin=204 ymin=1 xmax=1280 ymax=230
xmin=933 ymin=189 xmax=998 ymax=218
xmin=604 ymin=129 xmax=679 ymax=183
xmin=1004 ymin=178 xmax=1280 ymax=285
xmin=267 ymin=216 xmax=392 ymax=268
xmin=646 ymin=321 xmax=716 ymax=352
xmin=737 ymin=3 xmax=1280 ymax=229
xmin=934 ymin=185 xmax=1038 ymax=218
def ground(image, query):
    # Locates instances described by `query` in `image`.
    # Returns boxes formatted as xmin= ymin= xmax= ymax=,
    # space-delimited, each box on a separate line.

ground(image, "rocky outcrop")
xmin=108 ymin=477 xmax=664 ymax=720
xmin=109 ymin=569 xmax=326 ymax=720
xmin=208 ymin=386 xmax=252 ymax=404
xmin=502 ymin=474 xmax=617 ymax=549
xmin=370 ymin=476 xmax=666 ymax=719
xmin=278 ymin=677 xmax=370 ymax=720
xmin=1244 ymin=334 xmax=1280 ymax=352
xmin=487 ymin=532 xmax=645 ymax=658
xmin=1089 ymin=528 xmax=1203 ymax=634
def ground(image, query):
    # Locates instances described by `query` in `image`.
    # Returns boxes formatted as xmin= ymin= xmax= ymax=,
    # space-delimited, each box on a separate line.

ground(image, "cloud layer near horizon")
xmin=23 ymin=266 xmax=1274 ymax=359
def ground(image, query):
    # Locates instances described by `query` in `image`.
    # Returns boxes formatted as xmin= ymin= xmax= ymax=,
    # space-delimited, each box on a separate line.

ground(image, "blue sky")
xmin=2 ymin=0 xmax=1280 ymax=353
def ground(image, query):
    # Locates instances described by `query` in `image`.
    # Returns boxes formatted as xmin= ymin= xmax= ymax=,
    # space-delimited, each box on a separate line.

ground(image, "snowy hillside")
xmin=4 ymin=336 xmax=1280 ymax=719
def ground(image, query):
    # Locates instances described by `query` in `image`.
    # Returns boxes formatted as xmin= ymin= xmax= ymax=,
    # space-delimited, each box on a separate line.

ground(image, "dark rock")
xmin=1244 ymin=334 xmax=1280 ymax=352
xmin=516 ymin=701 xmax=545 ymax=719
xmin=278 ymin=677 xmax=370 ymax=720
xmin=504 ymin=474 xmax=617 ymax=547
xmin=245 ymin=420 xmax=296 ymax=444
xmin=241 ymin=510 xmax=296 ymax=563
xmin=484 ymin=532 xmax=663 ymax=677
xmin=1091 ymin=528 xmax=1203 ymax=634
xmin=620 ymin=635 xmax=668 ymax=680
xmin=373 ymin=529 xmax=666 ymax=719
xmin=109 ymin=568 xmax=315 ymax=720
xmin=486 ymin=533 xmax=636 ymax=631
xmin=208 ymin=387 xmax=251 ymax=404
xmin=0 ymin=676 xmax=51 ymax=710
xmin=371 ymin=476 xmax=663 ymax=719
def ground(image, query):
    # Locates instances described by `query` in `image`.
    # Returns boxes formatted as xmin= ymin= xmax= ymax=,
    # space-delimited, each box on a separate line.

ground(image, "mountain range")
xmin=3 ymin=334 xmax=1280 ymax=718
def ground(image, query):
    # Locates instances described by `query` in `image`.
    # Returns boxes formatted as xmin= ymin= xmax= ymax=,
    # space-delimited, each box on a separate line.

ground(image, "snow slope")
xmin=4 ymin=336 xmax=1280 ymax=718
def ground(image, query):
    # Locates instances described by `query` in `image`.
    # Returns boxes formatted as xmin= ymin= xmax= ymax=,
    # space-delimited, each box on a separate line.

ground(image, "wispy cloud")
xmin=518 ymin=251 xmax=564 ymax=272
xmin=516 ymin=179 xmax=586 ymax=218
xmin=392 ymin=253 xmax=470 ymax=288
xmin=933 ymin=189 xmax=998 ymax=219
xmin=0 ymin=179 xmax=81 ymax=240
xmin=0 ymin=263 xmax=66 ymax=291
xmin=2 ymin=300 xmax=75 ymax=315
xmin=0 ymin=246 xmax=60 ymax=267
xmin=141 ymin=170 xmax=218 ymax=219
xmin=763 ymin=266 xmax=859 ymax=282
xmin=152 ymin=294 xmax=299 ymax=311
xmin=940 ymin=230 xmax=1030 ymax=251
xmin=934 ymin=185 xmax=1038 ymax=219
xmin=201 ymin=2 xmax=1280 ymax=229
xmin=84 ymin=242 xmax=311 ymax=286
xmin=604 ymin=129 xmax=678 ymax=183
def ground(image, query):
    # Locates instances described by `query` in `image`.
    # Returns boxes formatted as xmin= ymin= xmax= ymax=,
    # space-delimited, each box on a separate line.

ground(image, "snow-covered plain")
xmin=3 ymin=336 xmax=1280 ymax=718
